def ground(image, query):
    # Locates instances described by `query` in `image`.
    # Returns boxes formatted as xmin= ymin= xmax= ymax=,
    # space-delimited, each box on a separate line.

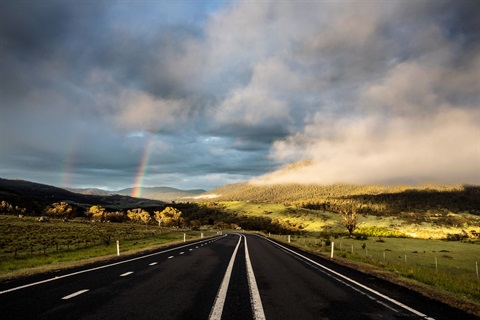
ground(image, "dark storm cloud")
xmin=1 ymin=0 xmax=478 ymax=190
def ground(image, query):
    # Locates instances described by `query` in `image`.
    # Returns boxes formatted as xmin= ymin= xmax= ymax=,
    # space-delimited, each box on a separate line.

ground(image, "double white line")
xmin=209 ymin=234 xmax=266 ymax=320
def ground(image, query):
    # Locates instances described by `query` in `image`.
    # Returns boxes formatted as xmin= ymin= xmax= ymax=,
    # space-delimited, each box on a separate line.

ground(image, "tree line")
xmin=0 ymin=200 xmax=297 ymax=234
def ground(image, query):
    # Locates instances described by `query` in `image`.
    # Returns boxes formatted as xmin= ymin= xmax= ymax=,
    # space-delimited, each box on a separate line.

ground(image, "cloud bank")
xmin=0 ymin=0 xmax=478 ymax=190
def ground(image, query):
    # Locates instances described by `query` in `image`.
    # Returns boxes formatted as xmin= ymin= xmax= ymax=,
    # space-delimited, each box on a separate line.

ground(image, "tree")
xmin=154 ymin=207 xmax=184 ymax=227
xmin=338 ymin=203 xmax=360 ymax=237
xmin=1 ymin=200 xmax=26 ymax=215
xmin=44 ymin=202 xmax=75 ymax=218
xmin=127 ymin=208 xmax=151 ymax=225
xmin=87 ymin=205 xmax=106 ymax=221
xmin=105 ymin=211 xmax=126 ymax=223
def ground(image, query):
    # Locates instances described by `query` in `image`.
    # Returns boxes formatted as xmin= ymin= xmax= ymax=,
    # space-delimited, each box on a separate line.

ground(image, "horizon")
xmin=1 ymin=1 xmax=478 ymax=191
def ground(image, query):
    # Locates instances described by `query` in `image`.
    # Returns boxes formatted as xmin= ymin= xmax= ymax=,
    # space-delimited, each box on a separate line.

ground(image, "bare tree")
xmin=339 ymin=202 xmax=360 ymax=237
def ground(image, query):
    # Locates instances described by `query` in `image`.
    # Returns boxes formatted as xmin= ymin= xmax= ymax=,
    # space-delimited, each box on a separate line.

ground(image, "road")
xmin=0 ymin=233 xmax=476 ymax=320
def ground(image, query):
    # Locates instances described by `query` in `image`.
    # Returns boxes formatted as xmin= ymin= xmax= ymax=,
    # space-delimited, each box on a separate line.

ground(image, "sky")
xmin=0 ymin=0 xmax=479 ymax=191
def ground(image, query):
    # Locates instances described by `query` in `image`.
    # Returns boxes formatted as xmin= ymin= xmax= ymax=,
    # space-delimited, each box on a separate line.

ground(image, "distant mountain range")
xmin=68 ymin=186 xmax=206 ymax=202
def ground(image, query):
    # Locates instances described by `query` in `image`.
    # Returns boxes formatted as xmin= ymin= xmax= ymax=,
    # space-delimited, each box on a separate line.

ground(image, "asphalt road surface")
xmin=0 ymin=233 xmax=477 ymax=320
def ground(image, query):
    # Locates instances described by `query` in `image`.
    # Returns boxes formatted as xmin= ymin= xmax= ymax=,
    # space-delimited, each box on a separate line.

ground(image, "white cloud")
xmin=262 ymin=108 xmax=479 ymax=185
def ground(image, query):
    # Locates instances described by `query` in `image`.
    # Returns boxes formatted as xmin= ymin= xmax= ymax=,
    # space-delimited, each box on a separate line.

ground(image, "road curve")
xmin=0 ymin=234 xmax=476 ymax=320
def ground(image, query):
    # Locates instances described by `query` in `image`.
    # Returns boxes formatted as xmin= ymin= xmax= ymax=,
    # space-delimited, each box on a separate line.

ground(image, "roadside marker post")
xmin=184 ymin=233 xmax=186 ymax=243
xmin=201 ymin=232 xmax=204 ymax=239
xmin=116 ymin=240 xmax=120 ymax=256
xmin=331 ymin=242 xmax=334 ymax=259
xmin=288 ymin=235 xmax=291 ymax=243
xmin=476 ymin=261 xmax=478 ymax=281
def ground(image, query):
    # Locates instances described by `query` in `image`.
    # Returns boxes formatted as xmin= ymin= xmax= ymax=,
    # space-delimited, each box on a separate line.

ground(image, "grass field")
xmin=0 ymin=215 xmax=211 ymax=278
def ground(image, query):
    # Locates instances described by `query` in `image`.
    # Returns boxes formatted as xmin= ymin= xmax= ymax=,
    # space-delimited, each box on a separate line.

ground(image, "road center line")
xmin=149 ymin=262 xmax=158 ymax=266
xmin=209 ymin=235 xmax=242 ymax=320
xmin=120 ymin=271 xmax=133 ymax=277
xmin=243 ymin=235 xmax=266 ymax=320
xmin=168 ymin=256 xmax=174 ymax=259
xmin=61 ymin=289 xmax=89 ymax=300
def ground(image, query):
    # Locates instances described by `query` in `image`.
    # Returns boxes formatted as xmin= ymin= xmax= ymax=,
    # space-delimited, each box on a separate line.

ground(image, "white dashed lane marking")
xmin=149 ymin=262 xmax=158 ymax=266
xmin=168 ymin=256 xmax=174 ymax=259
xmin=62 ymin=289 xmax=89 ymax=300
xmin=120 ymin=272 xmax=134 ymax=277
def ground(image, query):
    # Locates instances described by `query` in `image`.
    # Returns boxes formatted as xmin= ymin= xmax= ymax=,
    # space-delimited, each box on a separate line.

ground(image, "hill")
xmin=201 ymin=182 xmax=480 ymax=215
xmin=0 ymin=178 xmax=164 ymax=215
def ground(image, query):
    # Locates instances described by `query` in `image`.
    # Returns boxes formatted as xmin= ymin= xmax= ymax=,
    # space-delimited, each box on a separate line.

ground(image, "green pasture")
xmin=0 ymin=215 xmax=212 ymax=277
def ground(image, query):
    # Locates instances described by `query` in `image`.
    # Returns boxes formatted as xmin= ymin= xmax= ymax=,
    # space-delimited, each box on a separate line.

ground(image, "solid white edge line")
xmin=209 ymin=234 xmax=242 ymax=320
xmin=243 ymin=235 xmax=266 ymax=320
xmin=259 ymin=235 xmax=434 ymax=320
xmin=61 ymin=289 xmax=89 ymax=300
xmin=0 ymin=234 xmax=227 ymax=295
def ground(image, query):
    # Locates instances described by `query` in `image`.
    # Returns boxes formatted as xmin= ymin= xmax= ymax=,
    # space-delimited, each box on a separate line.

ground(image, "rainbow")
xmin=131 ymin=134 xmax=156 ymax=198
xmin=59 ymin=139 xmax=77 ymax=189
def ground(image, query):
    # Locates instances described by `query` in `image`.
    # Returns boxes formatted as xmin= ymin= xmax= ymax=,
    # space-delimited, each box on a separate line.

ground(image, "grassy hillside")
xmin=202 ymin=183 xmax=480 ymax=216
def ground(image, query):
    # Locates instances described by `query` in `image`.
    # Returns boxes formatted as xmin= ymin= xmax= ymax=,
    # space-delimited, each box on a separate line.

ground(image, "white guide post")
xmin=288 ymin=235 xmax=291 ymax=243
xmin=116 ymin=240 xmax=120 ymax=256
xmin=476 ymin=261 xmax=478 ymax=281
xmin=184 ymin=233 xmax=186 ymax=243
xmin=331 ymin=242 xmax=334 ymax=259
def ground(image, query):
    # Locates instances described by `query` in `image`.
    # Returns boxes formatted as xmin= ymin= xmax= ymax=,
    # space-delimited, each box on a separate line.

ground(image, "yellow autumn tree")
xmin=44 ymin=202 xmax=75 ymax=218
xmin=154 ymin=207 xmax=184 ymax=227
xmin=127 ymin=208 xmax=151 ymax=225
xmin=87 ymin=205 xmax=106 ymax=221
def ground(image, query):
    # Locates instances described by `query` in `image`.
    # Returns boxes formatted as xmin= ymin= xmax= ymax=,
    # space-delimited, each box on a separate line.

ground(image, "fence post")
xmin=476 ymin=261 xmax=478 ymax=281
